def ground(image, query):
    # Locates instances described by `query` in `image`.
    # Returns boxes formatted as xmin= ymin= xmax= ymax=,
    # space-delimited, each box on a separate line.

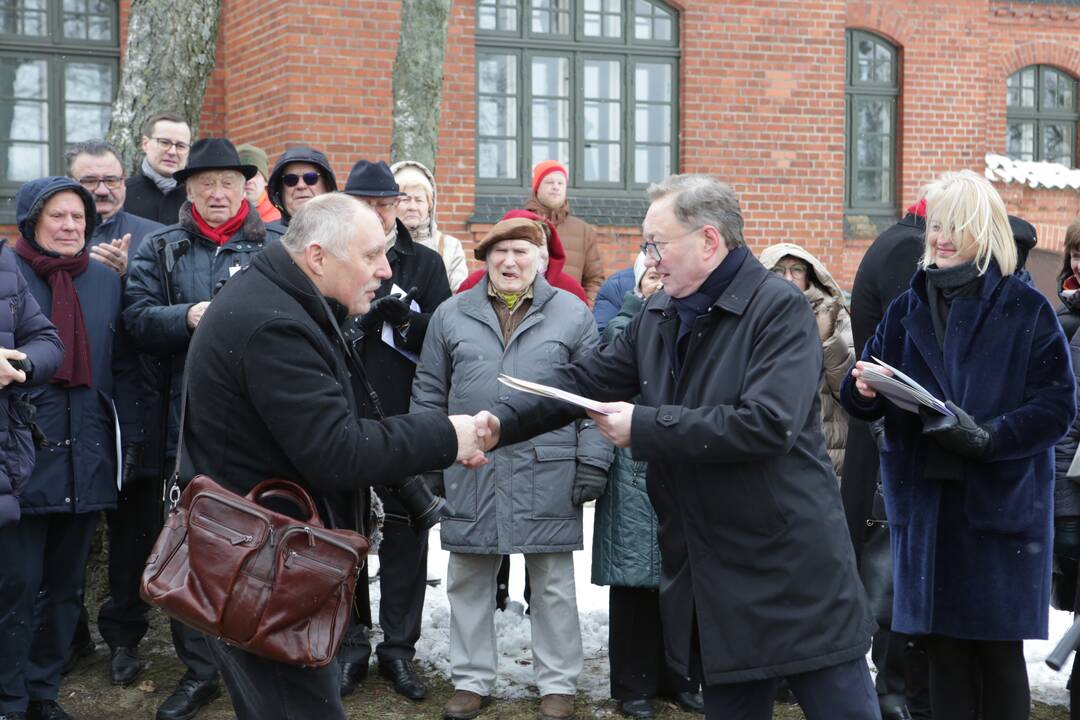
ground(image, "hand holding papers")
xmin=852 ymin=357 xmax=954 ymax=417
xmin=497 ymin=374 xmax=614 ymax=415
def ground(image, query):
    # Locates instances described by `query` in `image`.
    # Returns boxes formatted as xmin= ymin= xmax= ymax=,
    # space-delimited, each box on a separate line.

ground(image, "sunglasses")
xmin=282 ymin=172 xmax=321 ymax=187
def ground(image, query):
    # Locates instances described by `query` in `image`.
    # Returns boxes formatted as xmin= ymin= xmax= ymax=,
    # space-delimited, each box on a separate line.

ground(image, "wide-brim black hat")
xmin=343 ymin=159 xmax=405 ymax=198
xmin=172 ymin=138 xmax=258 ymax=183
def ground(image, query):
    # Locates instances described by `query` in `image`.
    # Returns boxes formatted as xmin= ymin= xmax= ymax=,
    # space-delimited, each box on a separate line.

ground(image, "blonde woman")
xmin=842 ymin=170 xmax=1076 ymax=719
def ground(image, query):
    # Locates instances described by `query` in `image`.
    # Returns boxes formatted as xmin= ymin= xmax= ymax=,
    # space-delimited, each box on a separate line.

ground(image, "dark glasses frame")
xmin=282 ymin=171 xmax=321 ymax=187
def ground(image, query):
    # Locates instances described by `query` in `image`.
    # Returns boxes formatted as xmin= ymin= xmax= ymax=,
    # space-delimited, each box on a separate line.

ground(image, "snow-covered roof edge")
xmin=985 ymin=153 xmax=1080 ymax=191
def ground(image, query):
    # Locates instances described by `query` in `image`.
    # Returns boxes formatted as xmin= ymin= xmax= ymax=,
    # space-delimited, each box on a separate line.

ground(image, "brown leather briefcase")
xmin=141 ymin=474 xmax=369 ymax=667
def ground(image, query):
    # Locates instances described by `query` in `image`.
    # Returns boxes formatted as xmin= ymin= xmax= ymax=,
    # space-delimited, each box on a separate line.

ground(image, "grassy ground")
xmin=54 ymin=610 xmax=1072 ymax=720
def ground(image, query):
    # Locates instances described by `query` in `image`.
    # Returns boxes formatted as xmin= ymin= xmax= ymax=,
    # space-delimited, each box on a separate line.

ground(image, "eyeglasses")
xmin=640 ymin=225 xmax=703 ymax=262
xmin=76 ymin=175 xmax=123 ymax=190
xmin=772 ymin=263 xmax=808 ymax=278
xmin=282 ymin=172 xmax=321 ymax=187
xmin=360 ymin=196 xmax=401 ymax=210
xmin=151 ymin=137 xmax=191 ymax=153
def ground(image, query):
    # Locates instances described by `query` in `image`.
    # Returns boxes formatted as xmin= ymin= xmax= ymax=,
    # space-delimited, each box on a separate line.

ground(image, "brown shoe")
xmin=444 ymin=689 xmax=492 ymax=720
xmin=538 ymin=693 xmax=575 ymax=719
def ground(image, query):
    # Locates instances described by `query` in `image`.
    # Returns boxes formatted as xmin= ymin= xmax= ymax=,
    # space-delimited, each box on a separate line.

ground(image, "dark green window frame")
xmin=1006 ymin=64 xmax=1078 ymax=167
xmin=844 ymin=30 xmax=899 ymax=216
xmin=0 ymin=0 xmax=120 ymax=201
xmin=475 ymin=0 xmax=679 ymax=195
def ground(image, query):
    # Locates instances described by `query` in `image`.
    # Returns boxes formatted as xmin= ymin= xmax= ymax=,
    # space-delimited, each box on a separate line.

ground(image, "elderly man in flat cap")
xmin=410 ymin=217 xmax=612 ymax=720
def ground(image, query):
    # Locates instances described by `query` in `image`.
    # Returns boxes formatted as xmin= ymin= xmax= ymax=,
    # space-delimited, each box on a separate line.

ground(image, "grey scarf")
xmin=141 ymin=157 xmax=177 ymax=194
xmin=925 ymin=262 xmax=982 ymax=349
xmin=385 ymin=222 xmax=398 ymax=252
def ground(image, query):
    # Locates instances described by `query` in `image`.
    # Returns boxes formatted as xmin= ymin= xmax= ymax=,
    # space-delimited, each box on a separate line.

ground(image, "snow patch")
xmin=985 ymin=152 xmax=1080 ymax=190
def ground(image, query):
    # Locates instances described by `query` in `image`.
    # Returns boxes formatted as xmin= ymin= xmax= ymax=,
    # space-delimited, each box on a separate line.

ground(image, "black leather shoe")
xmin=27 ymin=701 xmax=72 ymax=720
xmin=339 ymin=661 xmax=368 ymax=698
xmin=60 ymin=638 xmax=95 ymax=676
xmin=669 ymin=691 xmax=704 ymax=714
xmin=379 ymin=658 xmax=427 ymax=701
xmin=155 ymin=677 xmax=220 ymax=720
xmin=110 ymin=646 xmax=143 ymax=686
xmin=618 ymin=699 xmax=657 ymax=718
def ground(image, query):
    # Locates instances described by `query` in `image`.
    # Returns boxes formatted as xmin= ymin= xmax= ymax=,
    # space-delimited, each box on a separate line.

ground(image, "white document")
xmin=112 ymin=399 xmax=123 ymax=490
xmin=380 ymin=283 xmax=420 ymax=364
xmin=859 ymin=356 xmax=954 ymax=417
xmin=497 ymin=374 xmax=614 ymax=415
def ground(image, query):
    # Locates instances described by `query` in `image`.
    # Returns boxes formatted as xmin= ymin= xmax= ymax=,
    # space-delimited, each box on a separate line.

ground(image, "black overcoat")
xmin=494 ymin=253 xmax=874 ymax=684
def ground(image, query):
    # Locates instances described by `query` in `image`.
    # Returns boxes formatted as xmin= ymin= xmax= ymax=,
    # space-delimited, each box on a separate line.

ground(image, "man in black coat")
xmin=474 ymin=174 xmax=878 ymax=720
xmin=123 ymin=111 xmax=191 ymax=225
xmin=335 ymin=160 xmax=453 ymax=700
xmin=123 ymin=138 xmax=284 ymax=720
xmin=266 ymin=145 xmax=338 ymax=227
xmin=178 ymin=193 xmax=484 ymax=720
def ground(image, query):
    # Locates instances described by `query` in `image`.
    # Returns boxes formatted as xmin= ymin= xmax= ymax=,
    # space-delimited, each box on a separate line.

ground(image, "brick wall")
xmin=7 ymin=0 xmax=1080 ymax=291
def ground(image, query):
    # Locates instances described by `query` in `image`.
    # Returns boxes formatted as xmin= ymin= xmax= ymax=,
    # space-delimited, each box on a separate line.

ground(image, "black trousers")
xmin=206 ymin=636 xmax=345 ymax=720
xmin=496 ymin=554 xmax=531 ymax=609
xmin=923 ymin=635 xmax=1028 ymax=720
xmin=0 ymin=512 xmax=98 ymax=714
xmin=337 ymin=521 xmax=429 ymax=666
xmin=97 ymin=476 xmax=163 ymax=648
xmin=608 ymin=586 xmax=696 ymax=701
xmin=702 ymin=656 xmax=880 ymax=720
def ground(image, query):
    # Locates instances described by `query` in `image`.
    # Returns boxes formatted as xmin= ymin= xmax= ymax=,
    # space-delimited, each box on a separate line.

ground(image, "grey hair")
xmin=647 ymin=174 xmax=745 ymax=249
xmin=281 ymin=193 xmax=377 ymax=259
xmin=65 ymin=139 xmax=122 ymax=174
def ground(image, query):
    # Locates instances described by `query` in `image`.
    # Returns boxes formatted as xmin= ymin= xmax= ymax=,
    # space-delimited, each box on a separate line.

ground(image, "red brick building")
xmin=3 ymin=0 xmax=1080 ymax=293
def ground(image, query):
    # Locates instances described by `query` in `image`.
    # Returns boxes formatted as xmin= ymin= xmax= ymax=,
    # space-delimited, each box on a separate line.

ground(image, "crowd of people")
xmin=0 ymin=108 xmax=1076 ymax=720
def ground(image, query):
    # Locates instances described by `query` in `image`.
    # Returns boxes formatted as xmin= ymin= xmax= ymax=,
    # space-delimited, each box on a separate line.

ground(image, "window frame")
xmin=844 ymin=29 xmax=899 ymax=216
xmin=0 ymin=0 xmax=120 ymax=199
xmin=1006 ymin=64 xmax=1078 ymax=167
xmin=475 ymin=0 xmax=679 ymax=196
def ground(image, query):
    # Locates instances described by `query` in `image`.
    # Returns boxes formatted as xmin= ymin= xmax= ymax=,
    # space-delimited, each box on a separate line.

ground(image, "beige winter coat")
xmin=525 ymin=196 xmax=605 ymax=302
xmin=759 ymin=243 xmax=855 ymax=482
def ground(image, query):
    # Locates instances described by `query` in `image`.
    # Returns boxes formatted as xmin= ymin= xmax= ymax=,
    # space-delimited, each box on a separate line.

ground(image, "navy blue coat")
xmin=841 ymin=262 xmax=1076 ymax=640
xmin=592 ymin=266 xmax=634 ymax=334
xmin=0 ymin=246 xmax=63 ymax=526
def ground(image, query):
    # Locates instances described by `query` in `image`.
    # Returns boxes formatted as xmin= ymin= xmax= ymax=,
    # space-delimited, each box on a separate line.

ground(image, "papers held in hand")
xmin=859 ymin=356 xmax=955 ymax=417
xmin=497 ymin=374 xmax=614 ymax=415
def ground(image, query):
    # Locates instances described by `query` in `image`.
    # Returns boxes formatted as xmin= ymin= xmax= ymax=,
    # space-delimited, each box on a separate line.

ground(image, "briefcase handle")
xmin=247 ymin=479 xmax=322 ymax=527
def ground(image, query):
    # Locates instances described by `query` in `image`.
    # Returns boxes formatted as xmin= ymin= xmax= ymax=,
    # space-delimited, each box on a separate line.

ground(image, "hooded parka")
xmin=410 ymin=274 xmax=612 ymax=554
xmin=759 ymin=243 xmax=854 ymax=482
xmin=266 ymin=146 xmax=339 ymax=226
xmin=390 ymin=160 xmax=468 ymax=292
xmin=491 ymin=253 xmax=875 ymax=685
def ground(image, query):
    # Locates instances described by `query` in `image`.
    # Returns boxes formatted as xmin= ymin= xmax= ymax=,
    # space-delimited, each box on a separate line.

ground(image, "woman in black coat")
xmin=843 ymin=170 xmax=1075 ymax=720
xmin=0 ymin=177 xmax=137 ymax=720
xmin=1057 ymin=218 xmax=1080 ymax=342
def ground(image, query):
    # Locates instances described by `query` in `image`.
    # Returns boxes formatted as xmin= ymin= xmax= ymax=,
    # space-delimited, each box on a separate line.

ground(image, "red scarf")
xmin=14 ymin=236 xmax=92 ymax=388
xmin=191 ymin=200 xmax=250 ymax=246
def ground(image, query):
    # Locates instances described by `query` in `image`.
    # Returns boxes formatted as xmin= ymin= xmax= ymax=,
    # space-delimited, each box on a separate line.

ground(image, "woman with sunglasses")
xmin=266 ymin=145 xmax=339 ymax=227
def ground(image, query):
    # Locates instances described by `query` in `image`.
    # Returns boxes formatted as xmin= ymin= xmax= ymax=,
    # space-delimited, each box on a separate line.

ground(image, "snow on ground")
xmin=367 ymin=506 xmax=1075 ymax=705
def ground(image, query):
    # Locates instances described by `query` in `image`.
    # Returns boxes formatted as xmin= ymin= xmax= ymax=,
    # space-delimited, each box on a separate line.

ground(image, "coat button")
xmin=64 ymin=439 xmax=71 ymax=446
xmin=64 ymin=497 xmax=71 ymax=503
xmin=663 ymin=414 xmax=673 ymax=421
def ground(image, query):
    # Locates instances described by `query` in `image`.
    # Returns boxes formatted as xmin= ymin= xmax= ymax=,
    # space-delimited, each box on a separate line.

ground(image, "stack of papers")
xmin=859 ymin=356 xmax=954 ymax=417
xmin=497 ymin=374 xmax=613 ymax=415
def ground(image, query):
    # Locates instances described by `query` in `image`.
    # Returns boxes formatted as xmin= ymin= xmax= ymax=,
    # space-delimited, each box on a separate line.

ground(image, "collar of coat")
xmin=250 ymin=240 xmax=350 ymax=334
xmin=458 ymin=272 xmax=558 ymax=323
xmin=908 ymin=258 xmax=1005 ymax=306
xmin=647 ymin=252 xmax=772 ymax=319
xmin=387 ymin=219 xmax=417 ymax=262
xmin=178 ymin=200 xmax=268 ymax=247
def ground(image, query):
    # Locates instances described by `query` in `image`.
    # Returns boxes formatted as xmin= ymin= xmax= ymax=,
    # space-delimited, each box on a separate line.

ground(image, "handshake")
xmin=448 ymin=411 xmax=502 ymax=468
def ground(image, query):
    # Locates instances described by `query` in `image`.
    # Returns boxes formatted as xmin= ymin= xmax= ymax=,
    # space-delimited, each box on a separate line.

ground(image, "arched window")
xmin=0 ymin=0 xmax=119 ymax=214
xmin=1006 ymin=64 xmax=1077 ymax=166
xmin=844 ymin=30 xmax=899 ymax=215
xmin=475 ymin=0 xmax=679 ymax=193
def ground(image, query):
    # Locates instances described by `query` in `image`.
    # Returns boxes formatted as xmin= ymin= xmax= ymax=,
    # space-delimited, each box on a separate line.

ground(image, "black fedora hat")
xmin=343 ymin=159 xmax=405 ymax=198
xmin=172 ymin=138 xmax=258 ymax=183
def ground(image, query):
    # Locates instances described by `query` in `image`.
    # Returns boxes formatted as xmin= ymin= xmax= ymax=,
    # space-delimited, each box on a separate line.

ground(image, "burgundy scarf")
xmin=15 ymin=236 xmax=92 ymax=388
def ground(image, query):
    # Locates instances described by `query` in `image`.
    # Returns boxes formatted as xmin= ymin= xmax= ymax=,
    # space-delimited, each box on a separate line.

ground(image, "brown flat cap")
xmin=474 ymin=217 xmax=547 ymax=261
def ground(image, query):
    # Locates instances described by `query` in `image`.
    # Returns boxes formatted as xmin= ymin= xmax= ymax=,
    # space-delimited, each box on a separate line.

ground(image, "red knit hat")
xmin=532 ymin=160 xmax=568 ymax=193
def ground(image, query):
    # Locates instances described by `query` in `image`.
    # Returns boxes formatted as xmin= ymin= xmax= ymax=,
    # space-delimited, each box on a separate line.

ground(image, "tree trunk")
xmin=106 ymin=0 xmax=223 ymax=173
xmin=390 ymin=0 xmax=452 ymax=171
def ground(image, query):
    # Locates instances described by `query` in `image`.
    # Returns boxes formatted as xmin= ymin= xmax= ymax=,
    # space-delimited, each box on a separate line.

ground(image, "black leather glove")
xmin=920 ymin=401 xmax=993 ymax=460
xmin=359 ymin=287 xmax=417 ymax=332
xmin=572 ymin=462 xmax=608 ymax=506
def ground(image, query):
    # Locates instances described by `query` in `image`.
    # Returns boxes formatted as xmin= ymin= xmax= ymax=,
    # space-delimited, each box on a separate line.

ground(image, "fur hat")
xmin=474 ymin=217 xmax=547 ymax=261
